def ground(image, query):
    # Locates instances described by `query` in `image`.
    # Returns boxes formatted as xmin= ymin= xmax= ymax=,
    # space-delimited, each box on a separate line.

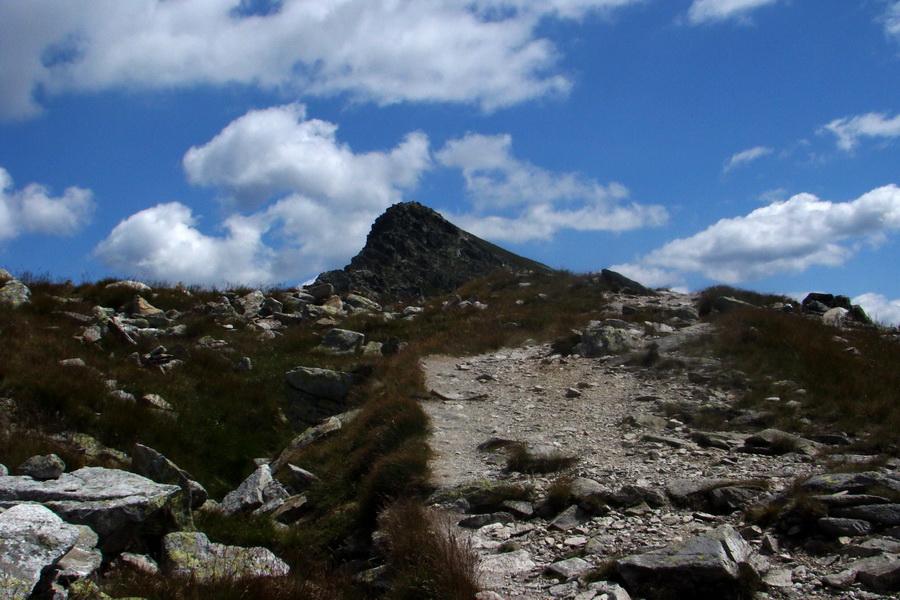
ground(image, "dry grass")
xmin=379 ymin=499 xmax=480 ymax=600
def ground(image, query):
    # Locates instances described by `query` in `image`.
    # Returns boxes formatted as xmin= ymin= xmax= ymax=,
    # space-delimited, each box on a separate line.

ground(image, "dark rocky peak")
xmin=315 ymin=201 xmax=553 ymax=300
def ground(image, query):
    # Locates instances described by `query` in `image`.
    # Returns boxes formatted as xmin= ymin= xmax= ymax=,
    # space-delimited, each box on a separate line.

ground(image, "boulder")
xmin=0 ymin=467 xmax=181 ymax=552
xmin=844 ymin=553 xmax=900 ymax=592
xmin=284 ymin=367 xmax=357 ymax=425
xmin=575 ymin=325 xmax=635 ymax=357
xmin=131 ymin=296 xmax=164 ymax=317
xmin=0 ymin=504 xmax=81 ymax=600
xmin=270 ymin=417 xmax=342 ymax=473
xmin=234 ymin=290 xmax=266 ymax=317
xmin=616 ymin=525 xmax=765 ymax=600
xmin=132 ymin=444 xmax=208 ymax=510
xmin=221 ymin=464 xmax=289 ymax=516
xmin=0 ymin=279 xmax=30 ymax=308
xmin=316 ymin=328 xmax=366 ymax=354
xmin=712 ymin=296 xmax=753 ymax=314
xmin=17 ymin=454 xmax=66 ymax=481
xmin=54 ymin=524 xmax=102 ymax=583
xmin=161 ymin=531 xmax=290 ymax=581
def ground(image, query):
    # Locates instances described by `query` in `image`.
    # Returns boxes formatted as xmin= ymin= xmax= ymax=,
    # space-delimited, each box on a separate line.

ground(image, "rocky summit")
xmin=315 ymin=201 xmax=553 ymax=299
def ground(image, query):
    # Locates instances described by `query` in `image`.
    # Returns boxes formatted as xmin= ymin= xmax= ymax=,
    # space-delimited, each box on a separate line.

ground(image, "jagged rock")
xmin=345 ymin=293 xmax=382 ymax=313
xmin=131 ymin=295 xmax=163 ymax=317
xmin=0 ymin=279 xmax=30 ymax=308
xmin=569 ymin=477 xmax=609 ymax=514
xmin=0 ymin=504 xmax=81 ymax=600
xmin=270 ymin=417 xmax=343 ymax=473
xmin=141 ymin=393 xmax=175 ymax=412
xmin=284 ymin=367 xmax=357 ymax=425
xmin=666 ymin=478 xmax=732 ymax=510
xmin=712 ymin=296 xmax=753 ymax=314
xmin=479 ymin=549 xmax=536 ymax=590
xmin=741 ymin=428 xmax=820 ymax=456
xmin=234 ymin=290 xmax=265 ymax=317
xmin=550 ymin=505 xmax=592 ymax=531
xmin=17 ymin=454 xmax=66 ymax=480
xmin=575 ymin=325 xmax=635 ymax=357
xmin=117 ymin=552 xmax=160 ymax=575
xmin=270 ymin=494 xmax=310 ymax=523
xmin=221 ymin=464 xmax=289 ymax=515
xmin=599 ymin=269 xmax=657 ymax=296
xmin=316 ymin=328 xmax=365 ymax=354
xmin=842 ymin=538 xmax=900 ymax=557
xmin=801 ymin=471 xmax=900 ymax=495
xmin=161 ymin=531 xmax=290 ymax=581
xmin=305 ymin=283 xmax=334 ymax=303
xmin=844 ymin=553 xmax=900 ymax=591
xmin=459 ymin=512 xmax=515 ymax=529
xmin=609 ymin=484 xmax=668 ymax=509
xmin=0 ymin=467 xmax=181 ymax=552
xmin=832 ymin=504 xmax=900 ymax=526
xmin=315 ymin=201 xmax=552 ymax=299
xmin=616 ymin=525 xmax=765 ymax=600
xmin=260 ymin=297 xmax=283 ymax=316
xmin=54 ymin=524 xmax=102 ymax=583
xmin=708 ymin=485 xmax=764 ymax=514
xmin=545 ymin=556 xmax=591 ymax=580
xmin=132 ymin=443 xmax=208 ymax=510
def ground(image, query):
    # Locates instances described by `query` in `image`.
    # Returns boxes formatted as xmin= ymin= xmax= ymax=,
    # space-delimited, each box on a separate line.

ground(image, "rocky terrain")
xmin=1 ymin=202 xmax=899 ymax=600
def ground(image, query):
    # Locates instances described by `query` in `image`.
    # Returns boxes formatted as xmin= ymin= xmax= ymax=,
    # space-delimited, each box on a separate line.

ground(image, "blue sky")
xmin=2 ymin=0 xmax=900 ymax=323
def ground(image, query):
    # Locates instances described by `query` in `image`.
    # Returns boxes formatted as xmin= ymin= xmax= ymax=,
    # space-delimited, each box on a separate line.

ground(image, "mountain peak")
xmin=315 ymin=202 xmax=552 ymax=299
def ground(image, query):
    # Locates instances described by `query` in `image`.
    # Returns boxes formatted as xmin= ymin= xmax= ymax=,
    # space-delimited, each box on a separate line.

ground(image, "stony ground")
xmin=421 ymin=338 xmax=897 ymax=600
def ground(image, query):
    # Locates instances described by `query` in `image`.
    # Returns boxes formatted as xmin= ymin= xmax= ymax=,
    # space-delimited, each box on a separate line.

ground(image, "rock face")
xmin=315 ymin=201 xmax=552 ymax=299
xmin=0 ymin=467 xmax=181 ymax=552
xmin=616 ymin=525 xmax=763 ymax=600
xmin=0 ymin=504 xmax=81 ymax=600
xmin=284 ymin=366 xmax=358 ymax=425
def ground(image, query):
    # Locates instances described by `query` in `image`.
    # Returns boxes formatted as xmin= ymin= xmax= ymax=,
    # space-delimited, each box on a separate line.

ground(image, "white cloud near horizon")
xmin=723 ymin=146 xmax=772 ymax=173
xmin=95 ymin=104 xmax=432 ymax=286
xmin=688 ymin=0 xmax=779 ymax=24
xmin=436 ymin=133 xmax=668 ymax=242
xmin=853 ymin=292 xmax=900 ymax=326
xmin=0 ymin=0 xmax=647 ymax=119
xmin=612 ymin=184 xmax=900 ymax=287
xmin=822 ymin=112 xmax=900 ymax=151
xmin=0 ymin=167 xmax=94 ymax=242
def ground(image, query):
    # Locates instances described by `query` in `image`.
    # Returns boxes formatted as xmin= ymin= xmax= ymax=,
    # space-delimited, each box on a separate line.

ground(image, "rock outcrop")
xmin=315 ymin=201 xmax=553 ymax=299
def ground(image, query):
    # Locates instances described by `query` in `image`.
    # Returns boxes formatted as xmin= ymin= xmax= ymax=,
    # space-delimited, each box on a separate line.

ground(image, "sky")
xmin=1 ymin=0 xmax=900 ymax=324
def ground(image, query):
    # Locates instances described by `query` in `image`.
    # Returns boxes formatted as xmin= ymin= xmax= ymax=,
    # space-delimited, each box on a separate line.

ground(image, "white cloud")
xmin=183 ymin=103 xmax=430 ymax=211
xmin=616 ymin=185 xmax=900 ymax=284
xmin=0 ymin=0 xmax=648 ymax=119
xmin=94 ymin=203 xmax=275 ymax=286
xmin=853 ymin=292 xmax=900 ymax=326
xmin=883 ymin=2 xmax=900 ymax=40
xmin=723 ymin=146 xmax=772 ymax=173
xmin=96 ymin=104 xmax=431 ymax=285
xmin=0 ymin=167 xmax=94 ymax=241
xmin=688 ymin=0 xmax=779 ymax=24
xmin=436 ymin=133 xmax=667 ymax=241
xmin=821 ymin=112 xmax=900 ymax=151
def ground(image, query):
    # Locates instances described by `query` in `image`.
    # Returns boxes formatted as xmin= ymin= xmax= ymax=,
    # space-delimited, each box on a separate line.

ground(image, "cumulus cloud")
xmin=0 ymin=0 xmax=647 ymax=119
xmin=0 ymin=167 xmax=94 ymax=241
xmin=687 ymin=0 xmax=779 ymax=24
xmin=853 ymin=292 xmax=900 ymax=326
xmin=95 ymin=104 xmax=431 ymax=285
xmin=436 ymin=133 xmax=667 ymax=242
xmin=723 ymin=146 xmax=772 ymax=173
xmin=821 ymin=112 xmax=900 ymax=151
xmin=613 ymin=185 xmax=900 ymax=284
xmin=183 ymin=103 xmax=430 ymax=211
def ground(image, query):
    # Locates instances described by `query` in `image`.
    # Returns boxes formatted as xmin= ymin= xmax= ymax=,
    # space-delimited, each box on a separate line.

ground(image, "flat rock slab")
xmin=0 ymin=504 xmax=81 ymax=600
xmin=0 ymin=467 xmax=181 ymax=552
xmin=162 ymin=532 xmax=290 ymax=581
xmin=616 ymin=525 xmax=763 ymax=600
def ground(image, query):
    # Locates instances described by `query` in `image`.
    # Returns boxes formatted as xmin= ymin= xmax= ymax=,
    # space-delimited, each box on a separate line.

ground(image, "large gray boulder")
xmin=316 ymin=328 xmax=366 ymax=354
xmin=234 ymin=290 xmax=266 ymax=317
xmin=616 ymin=525 xmax=765 ymax=600
xmin=221 ymin=464 xmax=289 ymax=516
xmin=0 ymin=279 xmax=30 ymax=308
xmin=162 ymin=531 xmax=290 ymax=581
xmin=0 ymin=467 xmax=181 ymax=552
xmin=284 ymin=366 xmax=357 ymax=424
xmin=0 ymin=504 xmax=81 ymax=600
xmin=575 ymin=325 xmax=635 ymax=357
xmin=17 ymin=454 xmax=66 ymax=481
